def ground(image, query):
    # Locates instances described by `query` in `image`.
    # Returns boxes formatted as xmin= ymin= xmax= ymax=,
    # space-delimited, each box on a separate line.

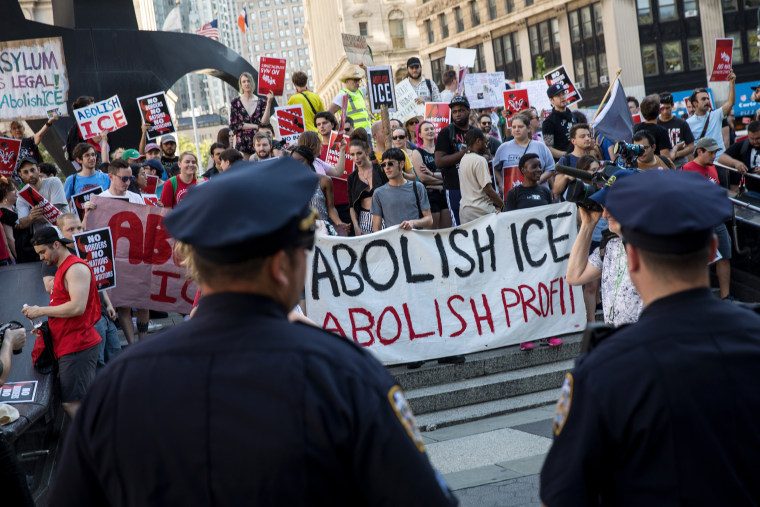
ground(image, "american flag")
xmin=195 ymin=20 xmax=219 ymax=40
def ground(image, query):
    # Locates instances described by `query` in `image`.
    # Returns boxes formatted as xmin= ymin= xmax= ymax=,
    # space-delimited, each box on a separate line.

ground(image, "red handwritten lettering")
xmin=323 ymin=312 xmax=347 ymax=337
xmin=377 ymin=306 xmax=402 ymax=345
xmin=447 ymin=295 xmax=467 ymax=338
xmin=151 ymin=269 xmax=180 ymax=303
xmin=349 ymin=308 xmax=375 ymax=346
xmin=470 ymin=294 xmax=494 ymax=335
xmin=109 ymin=211 xmax=144 ymax=264
xmin=403 ymin=303 xmax=435 ymax=340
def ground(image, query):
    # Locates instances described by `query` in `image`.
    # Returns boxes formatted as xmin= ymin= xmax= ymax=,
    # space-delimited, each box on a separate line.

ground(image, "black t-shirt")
xmin=161 ymin=156 xmax=179 ymax=177
xmin=633 ymin=122 xmax=672 ymax=152
xmin=505 ymin=185 xmax=553 ymax=211
xmin=435 ymin=124 xmax=480 ymax=190
xmin=657 ymin=117 xmax=695 ymax=147
xmin=542 ymin=109 xmax=575 ymax=153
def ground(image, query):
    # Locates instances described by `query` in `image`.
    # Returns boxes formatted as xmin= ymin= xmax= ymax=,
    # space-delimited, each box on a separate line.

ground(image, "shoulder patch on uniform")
xmin=553 ymin=372 xmax=573 ymax=436
xmin=388 ymin=385 xmax=426 ymax=452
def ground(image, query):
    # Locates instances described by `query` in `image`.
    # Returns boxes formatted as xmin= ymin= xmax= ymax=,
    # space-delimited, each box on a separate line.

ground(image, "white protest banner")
xmin=73 ymin=226 xmax=116 ymax=292
xmin=136 ymin=92 xmax=175 ymax=140
xmin=342 ymin=34 xmax=374 ymax=66
xmin=85 ymin=195 xmax=197 ymax=313
xmin=306 ymin=203 xmax=585 ymax=365
xmin=445 ymin=47 xmax=476 ymax=68
xmin=274 ymin=104 xmax=305 ymax=147
xmin=543 ymin=65 xmax=582 ymax=105
xmin=464 ymin=72 xmax=506 ymax=109
xmin=0 ymin=37 xmax=69 ymax=120
xmin=391 ymin=79 xmax=424 ymax=123
xmin=74 ymin=95 xmax=127 ymax=140
xmin=516 ymin=80 xmax=552 ymax=116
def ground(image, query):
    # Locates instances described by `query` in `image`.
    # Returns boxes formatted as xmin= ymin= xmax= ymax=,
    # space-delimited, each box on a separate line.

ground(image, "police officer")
xmin=50 ymin=159 xmax=458 ymax=506
xmin=540 ymin=170 xmax=760 ymax=505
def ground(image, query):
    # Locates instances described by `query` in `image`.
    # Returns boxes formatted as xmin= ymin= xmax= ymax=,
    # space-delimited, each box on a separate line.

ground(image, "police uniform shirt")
xmin=51 ymin=293 xmax=458 ymax=507
xmin=540 ymin=288 xmax=760 ymax=506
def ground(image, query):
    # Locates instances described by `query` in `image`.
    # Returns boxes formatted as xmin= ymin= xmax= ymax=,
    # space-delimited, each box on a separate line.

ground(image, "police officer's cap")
xmin=163 ymin=158 xmax=319 ymax=263
xmin=605 ymin=170 xmax=733 ymax=254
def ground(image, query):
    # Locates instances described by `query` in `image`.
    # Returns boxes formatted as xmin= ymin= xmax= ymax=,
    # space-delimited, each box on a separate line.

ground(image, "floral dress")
xmin=229 ymin=95 xmax=266 ymax=154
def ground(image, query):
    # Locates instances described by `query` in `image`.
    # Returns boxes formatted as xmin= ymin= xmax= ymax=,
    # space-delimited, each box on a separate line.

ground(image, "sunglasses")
xmin=392 ymin=135 xmax=406 ymax=140
xmin=480 ymin=122 xmax=492 ymax=126
xmin=119 ymin=176 xmax=134 ymax=183
xmin=381 ymin=161 xmax=398 ymax=167
xmin=344 ymin=127 xmax=351 ymax=132
xmin=407 ymin=120 xmax=419 ymax=125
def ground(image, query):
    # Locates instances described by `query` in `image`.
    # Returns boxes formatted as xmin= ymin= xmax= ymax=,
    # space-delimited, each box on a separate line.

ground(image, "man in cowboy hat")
xmin=328 ymin=66 xmax=372 ymax=132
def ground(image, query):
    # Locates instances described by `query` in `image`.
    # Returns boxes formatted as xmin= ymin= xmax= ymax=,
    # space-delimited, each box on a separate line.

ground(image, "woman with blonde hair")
xmin=229 ymin=72 xmax=273 ymax=158
xmin=160 ymin=151 xmax=200 ymax=208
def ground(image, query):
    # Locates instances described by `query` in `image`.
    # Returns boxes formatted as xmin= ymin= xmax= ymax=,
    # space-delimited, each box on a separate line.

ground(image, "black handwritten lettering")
xmin=510 ymin=223 xmax=524 ymax=271
xmin=311 ymin=247 xmax=338 ymax=300
xmin=449 ymin=229 xmax=476 ymax=277
xmin=472 ymin=226 xmax=496 ymax=273
xmin=521 ymin=219 xmax=547 ymax=267
xmin=360 ymin=240 xmax=399 ymax=291
xmin=333 ymin=244 xmax=364 ymax=296
xmin=434 ymin=233 xmax=450 ymax=278
xmin=547 ymin=211 xmax=572 ymax=262
xmin=400 ymin=236 xmax=434 ymax=283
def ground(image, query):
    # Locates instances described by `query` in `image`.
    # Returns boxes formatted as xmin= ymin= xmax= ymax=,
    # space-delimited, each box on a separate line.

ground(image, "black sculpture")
xmin=5 ymin=0 xmax=256 ymax=174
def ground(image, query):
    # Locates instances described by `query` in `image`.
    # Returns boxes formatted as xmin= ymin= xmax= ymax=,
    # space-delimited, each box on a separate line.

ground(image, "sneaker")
xmin=438 ymin=355 xmax=466 ymax=365
xmin=520 ymin=342 xmax=534 ymax=351
xmin=150 ymin=310 xmax=169 ymax=319
xmin=147 ymin=320 xmax=164 ymax=333
xmin=540 ymin=337 xmax=563 ymax=347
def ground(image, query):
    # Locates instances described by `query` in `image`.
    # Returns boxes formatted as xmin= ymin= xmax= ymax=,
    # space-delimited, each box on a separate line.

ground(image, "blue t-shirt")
xmin=687 ymin=109 xmax=725 ymax=157
xmin=64 ymin=171 xmax=111 ymax=200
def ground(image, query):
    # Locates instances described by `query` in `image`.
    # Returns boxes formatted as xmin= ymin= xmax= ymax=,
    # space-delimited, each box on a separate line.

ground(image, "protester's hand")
xmin=735 ymin=162 xmax=748 ymax=174
xmin=334 ymin=223 xmax=350 ymax=236
xmin=4 ymin=328 xmax=26 ymax=352
xmin=414 ymin=97 xmax=424 ymax=105
xmin=83 ymin=201 xmax=97 ymax=214
xmin=29 ymin=207 xmax=45 ymax=223
xmin=728 ymin=71 xmax=736 ymax=83
xmin=399 ymin=220 xmax=414 ymax=231
xmin=106 ymin=304 xmax=117 ymax=321
xmin=50 ymin=112 xmax=59 ymax=123
xmin=338 ymin=138 xmax=347 ymax=152
xmin=22 ymin=305 xmax=44 ymax=320
xmin=266 ymin=91 xmax=274 ymax=103
xmin=578 ymin=206 xmax=602 ymax=226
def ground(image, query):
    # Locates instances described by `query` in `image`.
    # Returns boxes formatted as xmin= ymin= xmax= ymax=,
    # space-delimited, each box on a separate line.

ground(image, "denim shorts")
xmin=715 ymin=223 xmax=732 ymax=260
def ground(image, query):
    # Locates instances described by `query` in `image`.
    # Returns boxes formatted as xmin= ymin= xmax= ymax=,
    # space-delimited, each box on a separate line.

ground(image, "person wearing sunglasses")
xmin=391 ymin=127 xmax=414 ymax=168
xmin=99 ymin=159 xmax=146 ymax=204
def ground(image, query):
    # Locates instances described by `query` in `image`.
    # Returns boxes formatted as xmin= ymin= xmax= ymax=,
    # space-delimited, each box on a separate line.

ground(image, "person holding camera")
xmin=632 ymin=131 xmax=674 ymax=170
xmin=565 ymin=169 xmax=644 ymax=327
xmin=0 ymin=326 xmax=26 ymax=386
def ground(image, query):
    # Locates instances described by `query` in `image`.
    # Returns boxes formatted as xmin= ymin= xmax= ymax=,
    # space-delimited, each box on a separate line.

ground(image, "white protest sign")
xmin=0 ymin=37 xmax=69 ymax=120
xmin=73 ymin=95 xmax=127 ymax=140
xmin=342 ymin=34 xmax=374 ymax=66
xmin=306 ymin=203 xmax=585 ymax=365
xmin=464 ymin=72 xmax=506 ymax=109
xmin=391 ymin=79 xmax=424 ymax=122
xmin=445 ymin=47 xmax=477 ymax=68
xmin=516 ymin=80 xmax=552 ymax=116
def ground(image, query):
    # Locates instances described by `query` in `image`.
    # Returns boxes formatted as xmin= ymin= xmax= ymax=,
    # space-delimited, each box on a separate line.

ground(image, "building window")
xmin=529 ymin=25 xmax=539 ymax=55
xmin=569 ymin=11 xmax=580 ymax=42
xmin=505 ymin=0 xmax=515 ymax=14
xmin=581 ymin=7 xmax=593 ymax=38
xmin=529 ymin=19 xmax=561 ymax=72
xmin=687 ymin=38 xmax=704 ymax=69
xmin=455 ymin=7 xmax=465 ymax=31
xmin=641 ymin=44 xmax=658 ymax=75
xmin=551 ymin=18 xmax=560 ymax=48
xmin=662 ymin=41 xmax=683 ymax=72
xmin=359 ymin=22 xmax=368 ymax=36
xmin=469 ymin=43 xmax=486 ymax=72
xmin=425 ymin=19 xmax=434 ymax=43
xmin=493 ymin=32 xmax=522 ymax=81
xmin=722 ymin=0 xmax=737 ymax=11
xmin=488 ymin=0 xmax=498 ymax=19
xmin=593 ymin=3 xmax=604 ymax=35
xmin=525 ymin=0 xmax=533 ymax=6
xmin=439 ymin=13 xmax=449 ymax=39
xmin=585 ymin=55 xmax=598 ymax=85
xmin=659 ymin=0 xmax=678 ymax=20
xmin=389 ymin=19 xmax=405 ymax=49
xmin=574 ymin=59 xmax=585 ymax=85
xmin=637 ymin=0 xmax=653 ymax=23
xmin=728 ymin=32 xmax=743 ymax=63
xmin=431 ymin=57 xmax=444 ymax=88
xmin=470 ymin=1 xmax=481 ymax=26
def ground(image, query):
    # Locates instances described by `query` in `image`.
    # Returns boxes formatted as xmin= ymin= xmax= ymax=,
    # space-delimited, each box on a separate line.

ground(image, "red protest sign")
xmin=258 ymin=57 xmax=287 ymax=96
xmin=424 ymin=103 xmax=450 ymax=137
xmin=632 ymin=113 xmax=643 ymax=124
xmin=503 ymin=90 xmax=529 ymax=117
xmin=323 ymin=131 xmax=342 ymax=167
xmin=274 ymin=104 xmax=305 ymax=147
xmin=710 ymin=38 xmax=733 ymax=82
xmin=143 ymin=194 xmax=159 ymax=207
xmin=74 ymin=226 xmax=116 ymax=291
xmin=85 ymin=195 xmax=197 ymax=313
xmin=17 ymin=184 xmax=62 ymax=225
xmin=0 ymin=137 xmax=21 ymax=178
xmin=144 ymin=174 xmax=158 ymax=194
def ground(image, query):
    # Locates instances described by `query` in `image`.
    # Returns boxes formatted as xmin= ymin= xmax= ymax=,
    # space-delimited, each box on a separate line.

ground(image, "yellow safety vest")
xmin=341 ymin=88 xmax=371 ymax=131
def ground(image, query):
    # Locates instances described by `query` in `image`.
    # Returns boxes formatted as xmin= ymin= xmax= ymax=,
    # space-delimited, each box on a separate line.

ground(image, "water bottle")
xmin=22 ymin=304 xmax=43 ymax=329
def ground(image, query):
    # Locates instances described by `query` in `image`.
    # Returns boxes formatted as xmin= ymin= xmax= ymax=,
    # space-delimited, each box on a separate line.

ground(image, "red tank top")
xmin=48 ymin=254 xmax=102 ymax=359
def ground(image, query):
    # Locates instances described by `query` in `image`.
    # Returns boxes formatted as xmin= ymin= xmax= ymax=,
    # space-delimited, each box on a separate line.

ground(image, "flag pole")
xmin=592 ymin=68 xmax=623 ymax=122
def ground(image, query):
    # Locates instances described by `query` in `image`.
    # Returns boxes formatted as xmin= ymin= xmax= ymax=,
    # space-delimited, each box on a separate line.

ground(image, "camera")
xmin=556 ymin=163 xmax=619 ymax=212
xmin=613 ymin=142 xmax=645 ymax=167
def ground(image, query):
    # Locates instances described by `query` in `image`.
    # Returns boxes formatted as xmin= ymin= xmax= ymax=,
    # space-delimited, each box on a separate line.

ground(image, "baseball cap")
xmin=145 ymin=143 xmax=161 ymax=153
xmin=160 ymin=135 xmax=177 ymax=145
xmin=32 ymin=227 xmax=73 ymax=246
xmin=122 ymin=149 xmax=144 ymax=161
xmin=142 ymin=159 xmax=164 ymax=173
xmin=694 ymin=137 xmax=720 ymax=153
xmin=450 ymin=95 xmax=470 ymax=109
xmin=407 ymin=57 xmax=422 ymax=68
xmin=547 ymin=83 xmax=565 ymax=98
xmin=16 ymin=156 xmax=38 ymax=169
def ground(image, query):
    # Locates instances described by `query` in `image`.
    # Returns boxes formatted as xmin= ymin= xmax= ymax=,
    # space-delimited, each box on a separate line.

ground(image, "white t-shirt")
xmin=101 ymin=189 xmax=145 ymax=205
xmin=687 ymin=108 xmax=725 ymax=157
xmin=459 ymin=152 xmax=495 ymax=220
xmin=17 ymin=177 xmax=69 ymax=234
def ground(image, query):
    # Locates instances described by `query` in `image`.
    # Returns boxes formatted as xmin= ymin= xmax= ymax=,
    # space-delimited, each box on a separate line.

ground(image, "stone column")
xmin=699 ymin=0 xmax=728 ymax=103
xmin=517 ymin=20 xmax=534 ymax=80
xmin=601 ymin=0 xmax=645 ymax=99
xmin=481 ymin=32 xmax=496 ymax=72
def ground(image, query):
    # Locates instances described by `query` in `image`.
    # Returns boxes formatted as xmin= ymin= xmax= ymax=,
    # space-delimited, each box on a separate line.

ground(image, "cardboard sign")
xmin=143 ymin=194 xmax=159 ymax=207
xmin=503 ymin=90 xmax=530 ymax=118
xmin=70 ymin=186 xmax=102 ymax=221
xmin=136 ymin=92 xmax=175 ymax=140
xmin=0 ymin=37 xmax=69 ymax=120
xmin=0 ymin=137 xmax=22 ymax=178
xmin=274 ymin=104 xmax=305 ymax=147
xmin=258 ymin=57 xmax=287 ymax=96
xmin=74 ymin=226 xmax=116 ymax=291
xmin=445 ymin=47 xmax=477 ymax=68
xmin=306 ymin=203 xmax=584 ymax=365
xmin=424 ymin=103 xmax=450 ymax=137
xmin=464 ymin=73 xmax=507 ymax=109
xmin=17 ymin=184 xmax=62 ymax=225
xmin=710 ymin=38 xmax=733 ymax=82
xmin=390 ymin=79 xmax=424 ymax=123
xmin=144 ymin=174 xmax=159 ymax=194
xmin=367 ymin=66 xmax=396 ymax=114
xmin=0 ymin=381 xmax=38 ymax=404
xmin=342 ymin=34 xmax=374 ymax=66
xmin=85 ymin=195 xmax=197 ymax=313
xmin=73 ymin=95 xmax=127 ymax=140
xmin=543 ymin=66 xmax=582 ymax=105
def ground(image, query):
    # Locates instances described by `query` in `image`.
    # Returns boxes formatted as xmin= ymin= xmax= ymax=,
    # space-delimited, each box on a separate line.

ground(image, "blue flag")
xmin=591 ymin=78 xmax=633 ymax=144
